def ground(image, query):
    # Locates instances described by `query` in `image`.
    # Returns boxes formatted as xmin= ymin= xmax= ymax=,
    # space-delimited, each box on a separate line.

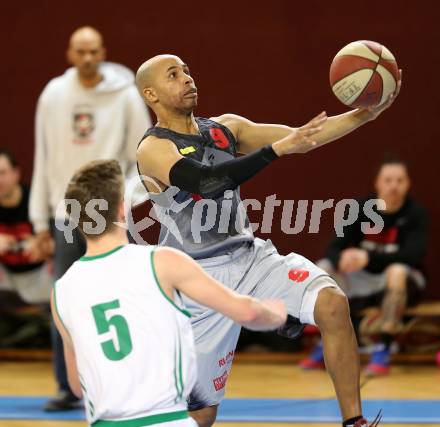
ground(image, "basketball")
xmin=329 ymin=40 xmax=399 ymax=108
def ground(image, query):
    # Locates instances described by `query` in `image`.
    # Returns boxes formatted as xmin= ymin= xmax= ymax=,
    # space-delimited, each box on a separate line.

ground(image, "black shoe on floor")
xmin=43 ymin=391 xmax=82 ymax=412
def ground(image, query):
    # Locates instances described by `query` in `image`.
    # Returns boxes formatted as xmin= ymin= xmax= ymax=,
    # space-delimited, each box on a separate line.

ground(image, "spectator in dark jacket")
xmin=300 ymin=156 xmax=428 ymax=376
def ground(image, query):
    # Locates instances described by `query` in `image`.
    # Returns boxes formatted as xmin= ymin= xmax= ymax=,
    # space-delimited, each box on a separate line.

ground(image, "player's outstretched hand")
xmin=272 ymin=111 xmax=328 ymax=156
xmin=362 ymin=69 xmax=402 ymax=121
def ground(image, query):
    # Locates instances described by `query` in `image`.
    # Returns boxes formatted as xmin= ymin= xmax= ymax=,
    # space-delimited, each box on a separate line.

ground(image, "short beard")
xmin=78 ymin=66 xmax=100 ymax=81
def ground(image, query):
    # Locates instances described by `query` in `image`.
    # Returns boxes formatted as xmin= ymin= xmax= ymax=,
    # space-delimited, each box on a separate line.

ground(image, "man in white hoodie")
xmin=29 ymin=26 xmax=151 ymax=411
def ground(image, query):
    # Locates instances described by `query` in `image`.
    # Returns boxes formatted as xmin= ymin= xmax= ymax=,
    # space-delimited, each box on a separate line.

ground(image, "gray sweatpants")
xmin=182 ymin=238 xmax=332 ymax=410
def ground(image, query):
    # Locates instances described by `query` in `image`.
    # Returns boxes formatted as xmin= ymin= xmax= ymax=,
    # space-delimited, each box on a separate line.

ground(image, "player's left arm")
xmin=214 ymin=70 xmax=402 ymax=154
xmin=50 ymin=291 xmax=83 ymax=398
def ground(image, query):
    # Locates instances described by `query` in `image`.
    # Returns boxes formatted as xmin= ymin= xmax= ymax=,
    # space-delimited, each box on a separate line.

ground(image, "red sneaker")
xmin=345 ymin=410 xmax=383 ymax=427
xmin=364 ymin=362 xmax=390 ymax=376
xmin=299 ymin=357 xmax=325 ymax=370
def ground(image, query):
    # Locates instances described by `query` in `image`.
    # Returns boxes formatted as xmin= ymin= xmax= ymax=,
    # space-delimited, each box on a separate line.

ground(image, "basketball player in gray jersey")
xmin=136 ymin=54 xmax=401 ymax=427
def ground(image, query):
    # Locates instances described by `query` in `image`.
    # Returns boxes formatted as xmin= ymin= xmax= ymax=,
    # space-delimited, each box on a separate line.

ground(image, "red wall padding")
xmin=2 ymin=0 xmax=439 ymax=297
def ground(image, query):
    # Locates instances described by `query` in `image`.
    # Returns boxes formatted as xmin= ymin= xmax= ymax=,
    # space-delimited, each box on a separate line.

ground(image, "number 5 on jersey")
xmin=92 ymin=299 xmax=133 ymax=361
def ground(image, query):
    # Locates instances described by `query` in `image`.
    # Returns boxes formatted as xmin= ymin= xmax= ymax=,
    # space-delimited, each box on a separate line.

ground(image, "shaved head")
xmin=135 ymin=55 xmax=197 ymax=115
xmin=69 ymin=26 xmax=103 ymax=49
xmin=136 ymin=55 xmax=183 ymax=96
xmin=67 ymin=26 xmax=106 ymax=82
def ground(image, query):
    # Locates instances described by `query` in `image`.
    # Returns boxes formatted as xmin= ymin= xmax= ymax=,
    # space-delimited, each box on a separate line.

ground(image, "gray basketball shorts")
xmin=182 ymin=238 xmax=335 ymax=411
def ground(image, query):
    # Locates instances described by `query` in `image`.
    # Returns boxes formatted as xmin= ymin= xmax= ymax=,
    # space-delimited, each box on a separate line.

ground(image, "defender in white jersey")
xmin=52 ymin=159 xmax=287 ymax=427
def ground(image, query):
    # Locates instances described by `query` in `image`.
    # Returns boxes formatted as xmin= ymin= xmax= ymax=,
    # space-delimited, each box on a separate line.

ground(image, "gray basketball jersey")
xmin=141 ymin=117 xmax=254 ymax=259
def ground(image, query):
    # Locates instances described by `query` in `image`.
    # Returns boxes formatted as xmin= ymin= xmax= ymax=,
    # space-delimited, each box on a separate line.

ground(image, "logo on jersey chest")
xmin=179 ymin=146 xmax=196 ymax=155
xmin=209 ymin=128 xmax=230 ymax=149
xmin=73 ymin=105 xmax=94 ymax=144
xmin=365 ymin=226 xmax=398 ymax=244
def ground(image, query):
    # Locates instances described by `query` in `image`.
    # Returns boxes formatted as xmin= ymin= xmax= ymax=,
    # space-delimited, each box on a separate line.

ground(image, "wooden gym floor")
xmin=0 ymin=358 xmax=439 ymax=427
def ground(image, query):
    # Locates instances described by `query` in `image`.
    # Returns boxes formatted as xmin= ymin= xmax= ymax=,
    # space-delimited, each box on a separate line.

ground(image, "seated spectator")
xmin=300 ymin=155 xmax=428 ymax=376
xmin=0 ymin=150 xmax=53 ymax=305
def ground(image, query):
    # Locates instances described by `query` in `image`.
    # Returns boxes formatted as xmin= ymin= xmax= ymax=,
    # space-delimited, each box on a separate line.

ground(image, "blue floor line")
xmin=0 ymin=397 xmax=439 ymax=423
xmin=219 ymin=398 xmax=440 ymax=424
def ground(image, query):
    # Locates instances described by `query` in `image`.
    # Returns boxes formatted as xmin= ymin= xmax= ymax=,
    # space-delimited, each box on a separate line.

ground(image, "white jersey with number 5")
xmin=54 ymin=244 xmax=197 ymax=426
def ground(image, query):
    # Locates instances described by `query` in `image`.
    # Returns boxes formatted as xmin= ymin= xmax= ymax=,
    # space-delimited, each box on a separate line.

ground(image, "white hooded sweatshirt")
xmin=30 ymin=62 xmax=151 ymax=232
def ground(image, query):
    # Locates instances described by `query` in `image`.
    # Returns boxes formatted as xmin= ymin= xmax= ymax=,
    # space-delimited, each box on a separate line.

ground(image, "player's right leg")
xmin=313 ymin=285 xmax=362 ymax=419
xmin=248 ymin=240 xmax=362 ymax=422
xmin=185 ymin=303 xmax=241 ymax=427
xmin=299 ymin=259 xmax=374 ymax=370
xmin=181 ymin=246 xmax=252 ymax=427
xmin=189 ymin=405 xmax=218 ymax=427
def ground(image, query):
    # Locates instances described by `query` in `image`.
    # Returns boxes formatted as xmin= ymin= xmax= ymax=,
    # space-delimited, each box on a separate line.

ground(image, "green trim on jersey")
xmin=173 ymin=341 xmax=180 ymax=403
xmin=79 ymin=375 xmax=95 ymax=417
xmin=92 ymin=410 xmax=188 ymax=426
xmin=79 ymin=245 xmax=125 ymax=261
xmin=173 ymin=328 xmax=184 ymax=403
xmin=177 ymin=328 xmax=184 ymax=400
xmin=53 ymin=281 xmax=69 ymax=334
xmin=89 ymin=399 xmax=95 ymax=418
xmin=150 ymin=249 xmax=191 ymax=318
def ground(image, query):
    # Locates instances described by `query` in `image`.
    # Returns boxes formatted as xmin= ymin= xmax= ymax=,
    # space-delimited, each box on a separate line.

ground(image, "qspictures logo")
xmin=56 ymin=175 xmax=387 ymax=244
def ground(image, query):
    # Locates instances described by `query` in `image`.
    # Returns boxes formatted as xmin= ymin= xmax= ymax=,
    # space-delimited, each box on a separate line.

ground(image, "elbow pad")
xmin=169 ymin=145 xmax=278 ymax=199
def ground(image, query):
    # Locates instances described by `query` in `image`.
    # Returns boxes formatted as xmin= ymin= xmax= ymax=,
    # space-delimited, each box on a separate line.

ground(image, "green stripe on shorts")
xmin=92 ymin=410 xmax=188 ymax=426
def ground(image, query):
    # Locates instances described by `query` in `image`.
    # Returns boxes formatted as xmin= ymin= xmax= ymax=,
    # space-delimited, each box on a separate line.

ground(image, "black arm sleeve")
xmin=169 ymin=145 xmax=278 ymax=199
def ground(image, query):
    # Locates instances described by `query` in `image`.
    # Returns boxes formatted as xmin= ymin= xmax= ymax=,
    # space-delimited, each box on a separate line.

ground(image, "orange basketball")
xmin=329 ymin=40 xmax=399 ymax=108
